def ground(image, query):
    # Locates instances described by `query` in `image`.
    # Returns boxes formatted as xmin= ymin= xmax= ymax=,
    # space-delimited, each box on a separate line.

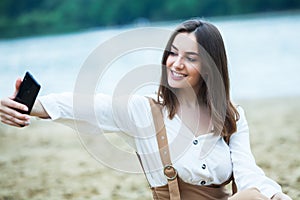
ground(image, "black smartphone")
xmin=14 ymin=72 xmax=41 ymax=114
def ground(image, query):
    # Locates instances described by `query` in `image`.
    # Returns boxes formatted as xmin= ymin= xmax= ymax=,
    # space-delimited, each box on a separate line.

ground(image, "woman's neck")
xmin=177 ymin=89 xmax=199 ymax=108
xmin=176 ymin=89 xmax=212 ymax=136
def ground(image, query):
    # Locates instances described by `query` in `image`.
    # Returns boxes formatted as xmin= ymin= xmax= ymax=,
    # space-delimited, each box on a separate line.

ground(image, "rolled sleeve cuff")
xmin=261 ymin=184 xmax=282 ymax=199
xmin=38 ymin=94 xmax=69 ymax=120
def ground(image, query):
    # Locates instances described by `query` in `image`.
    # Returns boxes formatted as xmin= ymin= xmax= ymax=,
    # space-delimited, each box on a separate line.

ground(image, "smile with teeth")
xmin=171 ymin=70 xmax=187 ymax=78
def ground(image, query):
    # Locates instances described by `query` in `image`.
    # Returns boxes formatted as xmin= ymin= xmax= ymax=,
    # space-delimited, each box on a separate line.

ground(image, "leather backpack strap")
xmin=149 ymin=98 xmax=181 ymax=200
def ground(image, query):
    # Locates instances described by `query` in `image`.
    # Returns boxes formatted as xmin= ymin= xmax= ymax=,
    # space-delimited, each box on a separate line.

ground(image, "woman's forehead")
xmin=172 ymin=32 xmax=199 ymax=53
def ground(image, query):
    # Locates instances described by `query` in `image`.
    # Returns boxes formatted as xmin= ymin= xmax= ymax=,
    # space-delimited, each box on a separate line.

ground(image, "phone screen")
xmin=14 ymin=72 xmax=41 ymax=114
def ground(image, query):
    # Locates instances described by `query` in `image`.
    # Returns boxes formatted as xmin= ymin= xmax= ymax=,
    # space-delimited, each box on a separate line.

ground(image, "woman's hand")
xmin=271 ymin=192 xmax=292 ymax=200
xmin=0 ymin=78 xmax=31 ymax=127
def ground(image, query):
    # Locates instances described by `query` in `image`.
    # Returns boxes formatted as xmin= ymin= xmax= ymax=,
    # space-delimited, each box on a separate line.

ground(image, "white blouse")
xmin=39 ymin=93 xmax=282 ymax=198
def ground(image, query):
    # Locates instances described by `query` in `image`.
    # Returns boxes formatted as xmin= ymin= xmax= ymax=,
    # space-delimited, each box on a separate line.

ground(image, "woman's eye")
xmin=186 ymin=57 xmax=197 ymax=62
xmin=169 ymin=51 xmax=178 ymax=56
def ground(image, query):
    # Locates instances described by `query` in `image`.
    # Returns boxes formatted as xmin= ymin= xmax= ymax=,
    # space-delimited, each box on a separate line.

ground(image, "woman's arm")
xmin=30 ymin=100 xmax=50 ymax=119
xmin=230 ymin=107 xmax=291 ymax=199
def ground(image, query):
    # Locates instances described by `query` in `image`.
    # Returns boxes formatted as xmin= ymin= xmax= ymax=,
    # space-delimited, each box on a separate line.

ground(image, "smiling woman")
xmin=0 ymin=19 xmax=293 ymax=200
xmin=166 ymin=32 xmax=201 ymax=91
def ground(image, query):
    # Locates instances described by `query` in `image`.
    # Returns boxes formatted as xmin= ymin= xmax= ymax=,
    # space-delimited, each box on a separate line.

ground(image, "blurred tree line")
xmin=0 ymin=0 xmax=299 ymax=38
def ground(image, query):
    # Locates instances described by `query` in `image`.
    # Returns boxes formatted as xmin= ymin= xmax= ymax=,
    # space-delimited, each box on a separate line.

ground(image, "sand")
xmin=0 ymin=97 xmax=299 ymax=200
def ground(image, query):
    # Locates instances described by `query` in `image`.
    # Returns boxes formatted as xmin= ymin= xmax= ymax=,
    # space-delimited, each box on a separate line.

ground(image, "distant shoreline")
xmin=1 ymin=9 xmax=300 ymax=41
xmin=0 ymin=13 xmax=299 ymax=100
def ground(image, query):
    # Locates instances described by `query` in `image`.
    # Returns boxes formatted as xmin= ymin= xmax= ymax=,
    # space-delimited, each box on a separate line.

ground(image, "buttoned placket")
xmin=192 ymin=136 xmax=210 ymax=186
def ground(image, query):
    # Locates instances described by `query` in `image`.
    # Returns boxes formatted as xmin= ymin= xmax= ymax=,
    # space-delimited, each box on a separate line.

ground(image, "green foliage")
xmin=0 ymin=0 xmax=299 ymax=38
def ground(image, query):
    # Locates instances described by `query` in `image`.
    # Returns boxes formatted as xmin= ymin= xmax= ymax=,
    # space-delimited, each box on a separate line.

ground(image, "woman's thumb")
xmin=13 ymin=77 xmax=22 ymax=97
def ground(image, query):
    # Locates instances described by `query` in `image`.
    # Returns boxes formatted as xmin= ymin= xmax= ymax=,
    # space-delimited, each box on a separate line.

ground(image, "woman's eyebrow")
xmin=186 ymin=51 xmax=199 ymax=56
xmin=171 ymin=45 xmax=199 ymax=56
xmin=171 ymin=45 xmax=178 ymax=50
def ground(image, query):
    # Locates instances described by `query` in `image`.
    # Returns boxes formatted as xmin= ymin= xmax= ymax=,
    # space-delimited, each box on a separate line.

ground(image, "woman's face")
xmin=166 ymin=32 xmax=201 ymax=92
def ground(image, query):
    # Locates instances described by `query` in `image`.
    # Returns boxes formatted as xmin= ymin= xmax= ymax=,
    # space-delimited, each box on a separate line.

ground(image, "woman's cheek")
xmin=166 ymin=56 xmax=174 ymax=68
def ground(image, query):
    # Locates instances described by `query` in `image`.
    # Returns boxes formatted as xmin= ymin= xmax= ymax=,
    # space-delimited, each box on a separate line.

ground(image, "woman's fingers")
xmin=1 ymin=97 xmax=28 ymax=113
xmin=0 ymin=112 xmax=30 ymax=127
xmin=0 ymin=77 xmax=30 ymax=128
xmin=0 ymin=97 xmax=30 ymax=127
xmin=0 ymin=115 xmax=29 ymax=127
xmin=0 ymin=110 xmax=31 ymax=127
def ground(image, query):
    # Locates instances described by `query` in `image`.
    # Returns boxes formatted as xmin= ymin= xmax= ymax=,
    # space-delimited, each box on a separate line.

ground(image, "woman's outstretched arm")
xmin=30 ymin=100 xmax=50 ymax=119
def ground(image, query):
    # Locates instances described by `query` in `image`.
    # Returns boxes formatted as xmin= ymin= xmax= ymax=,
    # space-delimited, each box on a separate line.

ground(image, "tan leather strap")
xmin=149 ymin=98 xmax=181 ymax=200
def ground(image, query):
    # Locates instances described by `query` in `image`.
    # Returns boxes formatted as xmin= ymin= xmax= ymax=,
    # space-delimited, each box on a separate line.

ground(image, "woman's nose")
xmin=173 ymin=56 xmax=184 ymax=69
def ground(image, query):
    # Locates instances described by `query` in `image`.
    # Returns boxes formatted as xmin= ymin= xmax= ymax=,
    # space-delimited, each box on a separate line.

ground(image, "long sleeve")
xmin=39 ymin=92 xmax=121 ymax=132
xmin=38 ymin=93 xmax=154 ymax=150
xmin=229 ymin=107 xmax=282 ymax=198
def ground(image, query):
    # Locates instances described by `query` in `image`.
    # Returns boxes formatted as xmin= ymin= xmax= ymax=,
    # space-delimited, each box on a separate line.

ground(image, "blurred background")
xmin=0 ymin=0 xmax=299 ymax=98
xmin=0 ymin=0 xmax=300 ymax=200
xmin=0 ymin=0 xmax=300 ymax=38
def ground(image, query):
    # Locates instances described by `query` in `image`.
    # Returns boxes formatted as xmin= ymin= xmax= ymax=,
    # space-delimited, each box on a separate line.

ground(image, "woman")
xmin=0 ymin=19 xmax=292 ymax=200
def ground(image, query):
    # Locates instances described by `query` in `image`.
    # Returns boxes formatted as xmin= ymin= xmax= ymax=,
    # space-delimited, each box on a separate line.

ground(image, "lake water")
xmin=0 ymin=13 xmax=299 ymax=100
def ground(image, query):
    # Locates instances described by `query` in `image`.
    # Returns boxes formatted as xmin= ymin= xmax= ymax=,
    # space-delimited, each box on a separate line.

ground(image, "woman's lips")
xmin=170 ymin=70 xmax=187 ymax=80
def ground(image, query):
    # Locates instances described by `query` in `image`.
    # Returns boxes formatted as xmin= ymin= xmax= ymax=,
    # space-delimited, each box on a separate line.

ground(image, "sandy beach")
xmin=0 ymin=97 xmax=299 ymax=200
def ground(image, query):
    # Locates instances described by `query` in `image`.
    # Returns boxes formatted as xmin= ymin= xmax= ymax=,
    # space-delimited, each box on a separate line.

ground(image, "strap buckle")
xmin=163 ymin=165 xmax=178 ymax=181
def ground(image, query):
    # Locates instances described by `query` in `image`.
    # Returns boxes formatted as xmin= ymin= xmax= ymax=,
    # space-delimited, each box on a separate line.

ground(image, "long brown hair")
xmin=157 ymin=19 xmax=239 ymax=138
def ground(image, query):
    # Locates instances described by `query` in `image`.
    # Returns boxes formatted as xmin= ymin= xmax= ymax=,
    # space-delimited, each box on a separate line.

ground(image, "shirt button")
xmin=200 ymin=180 xmax=206 ymax=185
xmin=202 ymin=164 xmax=206 ymax=169
xmin=193 ymin=140 xmax=198 ymax=145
